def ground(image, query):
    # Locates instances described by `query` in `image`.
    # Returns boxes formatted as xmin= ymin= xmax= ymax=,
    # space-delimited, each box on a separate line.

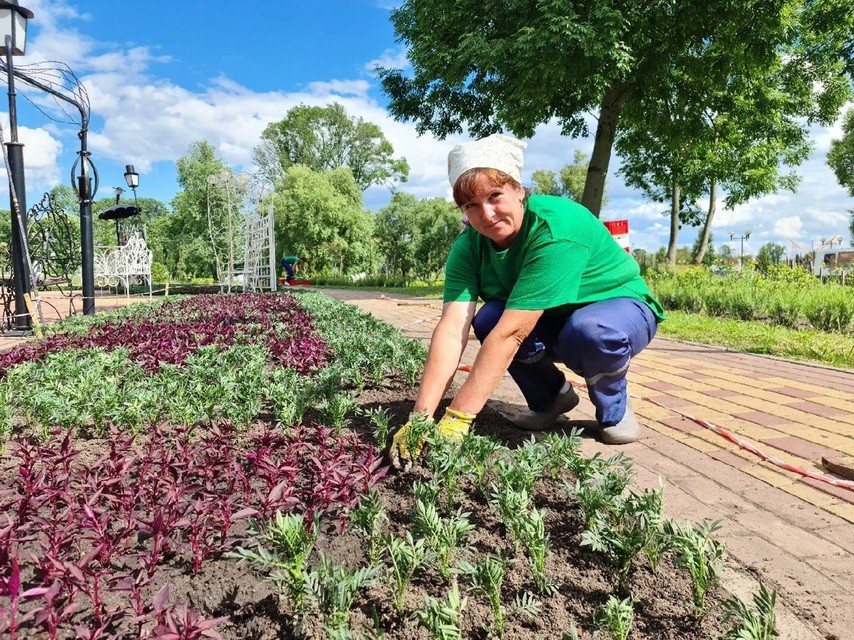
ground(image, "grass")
xmin=314 ymin=284 xmax=854 ymax=370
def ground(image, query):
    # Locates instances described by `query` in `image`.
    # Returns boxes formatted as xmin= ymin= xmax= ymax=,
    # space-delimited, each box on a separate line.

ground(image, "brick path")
xmin=2 ymin=288 xmax=852 ymax=639
xmin=321 ymin=289 xmax=854 ymax=640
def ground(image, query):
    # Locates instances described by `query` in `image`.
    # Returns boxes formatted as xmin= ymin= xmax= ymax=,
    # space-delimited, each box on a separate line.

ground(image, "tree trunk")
xmin=666 ymin=180 xmax=680 ymax=268
xmin=693 ymin=177 xmax=717 ymax=265
xmin=581 ymin=82 xmax=627 ymax=218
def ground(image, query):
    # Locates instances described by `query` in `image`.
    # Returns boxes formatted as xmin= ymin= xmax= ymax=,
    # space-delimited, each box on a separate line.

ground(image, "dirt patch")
xmin=4 ymin=381 xmax=731 ymax=639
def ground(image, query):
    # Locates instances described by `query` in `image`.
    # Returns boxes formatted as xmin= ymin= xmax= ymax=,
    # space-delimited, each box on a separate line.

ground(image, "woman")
xmin=390 ymin=134 xmax=664 ymax=466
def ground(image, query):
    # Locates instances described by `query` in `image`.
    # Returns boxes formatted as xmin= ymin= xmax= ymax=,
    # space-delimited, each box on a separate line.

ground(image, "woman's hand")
xmin=388 ymin=408 xmax=475 ymax=469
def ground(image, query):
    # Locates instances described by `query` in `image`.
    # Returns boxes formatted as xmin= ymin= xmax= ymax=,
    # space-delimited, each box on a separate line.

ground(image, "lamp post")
xmin=123 ymin=164 xmax=139 ymax=207
xmin=1 ymin=0 xmax=33 ymax=333
xmin=729 ymin=230 xmax=751 ymax=269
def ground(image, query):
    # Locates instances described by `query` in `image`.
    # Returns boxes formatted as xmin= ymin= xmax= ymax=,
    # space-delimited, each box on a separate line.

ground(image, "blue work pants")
xmin=471 ymin=298 xmax=657 ymax=425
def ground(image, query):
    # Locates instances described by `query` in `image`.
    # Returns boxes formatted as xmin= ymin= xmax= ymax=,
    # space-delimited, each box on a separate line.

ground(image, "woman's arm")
xmin=413 ymin=300 xmax=477 ymax=416
xmin=449 ymin=307 xmax=543 ymax=415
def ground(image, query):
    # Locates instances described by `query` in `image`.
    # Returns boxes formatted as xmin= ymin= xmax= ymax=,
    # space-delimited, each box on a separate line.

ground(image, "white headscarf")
xmin=447 ymin=133 xmax=527 ymax=188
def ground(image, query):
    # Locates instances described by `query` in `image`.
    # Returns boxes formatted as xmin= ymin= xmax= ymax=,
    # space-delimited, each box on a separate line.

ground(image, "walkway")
xmin=322 ymin=289 xmax=854 ymax=640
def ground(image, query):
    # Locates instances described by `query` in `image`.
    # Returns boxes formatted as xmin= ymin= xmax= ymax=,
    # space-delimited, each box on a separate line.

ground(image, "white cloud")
xmin=5 ymin=3 xmax=852 ymax=256
xmin=365 ymin=48 xmax=409 ymax=73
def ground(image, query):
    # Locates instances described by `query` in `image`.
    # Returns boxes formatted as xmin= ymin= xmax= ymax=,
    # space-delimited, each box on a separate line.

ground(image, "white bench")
xmin=94 ymin=235 xmax=152 ymax=298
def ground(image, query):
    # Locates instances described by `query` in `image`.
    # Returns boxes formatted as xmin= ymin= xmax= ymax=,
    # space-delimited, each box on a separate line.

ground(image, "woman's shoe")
xmin=513 ymin=386 xmax=580 ymax=431
xmin=597 ymin=399 xmax=640 ymax=444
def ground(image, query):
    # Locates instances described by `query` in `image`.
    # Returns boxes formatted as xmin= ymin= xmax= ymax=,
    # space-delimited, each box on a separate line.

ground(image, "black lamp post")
xmin=1 ymin=0 xmax=33 ymax=333
xmin=729 ymin=231 xmax=751 ymax=269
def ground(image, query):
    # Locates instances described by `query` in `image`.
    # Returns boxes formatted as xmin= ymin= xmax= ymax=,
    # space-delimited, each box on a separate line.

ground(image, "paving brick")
xmin=797 ymin=477 xmax=854 ymax=504
xmin=768 ymin=386 xmax=821 ymax=399
xmin=709 ymin=449 xmax=754 ymax=470
xmin=732 ymin=510 xmax=845 ymax=559
xmin=704 ymin=388 xmax=741 ymax=398
xmin=743 ymin=464 xmax=796 ymax=489
xmin=824 ymin=501 xmax=854 ymax=523
xmin=731 ymin=411 xmax=791 ymax=426
xmin=787 ymin=400 xmax=850 ymax=418
xmin=813 ymin=522 xmax=854 ymax=548
xmin=782 ymin=481 xmax=844 ymax=509
xmin=635 ymin=380 xmax=682 ymax=392
xmin=659 ymin=416 xmax=703 ymax=433
xmin=760 ymin=435 xmax=841 ymax=462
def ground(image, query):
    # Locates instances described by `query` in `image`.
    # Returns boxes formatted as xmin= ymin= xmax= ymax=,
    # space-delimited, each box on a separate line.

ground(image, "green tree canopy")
xmin=828 ymin=107 xmax=854 ymax=197
xmin=374 ymin=192 xmax=461 ymax=282
xmin=378 ymin=0 xmax=853 ymax=217
xmin=254 ymin=103 xmax=410 ymax=191
xmin=167 ymin=140 xmax=233 ymax=280
xmin=272 ymin=165 xmax=376 ymax=276
xmin=530 ymin=151 xmax=606 ymax=206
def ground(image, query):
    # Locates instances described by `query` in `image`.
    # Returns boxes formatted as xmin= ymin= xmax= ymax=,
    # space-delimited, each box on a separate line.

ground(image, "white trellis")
xmin=207 ymin=172 xmax=276 ymax=293
xmin=242 ymin=202 xmax=277 ymax=293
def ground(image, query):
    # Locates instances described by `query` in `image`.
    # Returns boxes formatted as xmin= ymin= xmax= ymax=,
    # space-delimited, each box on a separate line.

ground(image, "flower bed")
xmin=0 ymin=292 xmax=776 ymax=639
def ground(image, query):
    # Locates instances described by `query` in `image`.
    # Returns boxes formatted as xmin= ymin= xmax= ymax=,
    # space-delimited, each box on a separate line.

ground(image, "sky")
xmin=1 ymin=0 xmax=852 ymax=255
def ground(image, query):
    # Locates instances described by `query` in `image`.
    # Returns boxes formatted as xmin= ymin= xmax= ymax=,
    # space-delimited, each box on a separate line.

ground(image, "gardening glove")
xmin=389 ymin=408 xmax=475 ymax=470
xmin=435 ymin=407 xmax=475 ymax=441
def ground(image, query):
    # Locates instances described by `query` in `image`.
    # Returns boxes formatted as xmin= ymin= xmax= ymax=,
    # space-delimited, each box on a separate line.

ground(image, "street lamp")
xmin=1 ymin=0 xmax=34 ymax=333
xmin=729 ymin=230 xmax=751 ymax=269
xmin=0 ymin=2 xmax=99 ymax=317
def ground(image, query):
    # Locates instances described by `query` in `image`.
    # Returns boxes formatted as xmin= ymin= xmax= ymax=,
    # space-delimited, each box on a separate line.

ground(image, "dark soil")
xmin=162 ymin=382 xmax=728 ymax=640
xmin=5 ymin=380 xmax=730 ymax=639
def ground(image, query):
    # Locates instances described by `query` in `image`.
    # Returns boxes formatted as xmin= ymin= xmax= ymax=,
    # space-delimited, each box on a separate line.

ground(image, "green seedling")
xmin=517 ymin=507 xmax=557 ymax=595
xmin=361 ymin=406 xmax=393 ymax=450
xmin=663 ymin=519 xmax=726 ymax=616
xmin=581 ymin=482 xmax=665 ymax=591
xmin=593 ymin=594 xmax=634 ymax=640
xmin=413 ymin=499 xmax=474 ymax=581
xmin=489 ymin=483 xmax=532 ymax=550
xmin=384 ymin=531 xmax=429 ymax=613
xmin=720 ymin=583 xmax=779 ymax=640
xmin=229 ymin=511 xmax=318 ymax=615
xmin=461 ymin=434 xmax=503 ymax=496
xmin=568 ymin=451 xmax=634 ymax=486
xmin=269 ymin=368 xmax=317 ymax=427
xmin=321 ymin=391 xmax=358 ymax=434
xmin=350 ymin=489 xmax=388 ymax=566
xmin=426 ymin=434 xmax=468 ymax=509
xmin=565 ymin=455 xmax=634 ymax=529
xmin=457 ymin=553 xmax=510 ymax=636
xmin=305 ymin=552 xmax=377 ymax=635
xmin=415 ymin=579 xmax=467 ymax=640
xmin=412 ymin=479 xmax=442 ymax=505
xmin=497 ymin=437 xmax=546 ymax=494
xmin=541 ymin=429 xmax=583 ymax=480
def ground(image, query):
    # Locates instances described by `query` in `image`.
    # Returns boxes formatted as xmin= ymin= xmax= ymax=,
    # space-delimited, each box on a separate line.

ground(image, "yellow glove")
xmin=389 ymin=408 xmax=475 ymax=469
xmin=435 ymin=407 xmax=475 ymax=441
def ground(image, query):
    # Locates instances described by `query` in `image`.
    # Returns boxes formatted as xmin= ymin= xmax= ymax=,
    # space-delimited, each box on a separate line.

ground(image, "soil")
xmin=159 ymin=382 xmax=728 ymax=639
xmin=5 ymin=379 xmax=731 ymax=639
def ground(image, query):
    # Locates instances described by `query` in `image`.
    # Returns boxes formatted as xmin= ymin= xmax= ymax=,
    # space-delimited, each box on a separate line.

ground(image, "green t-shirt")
xmin=443 ymin=195 xmax=665 ymax=321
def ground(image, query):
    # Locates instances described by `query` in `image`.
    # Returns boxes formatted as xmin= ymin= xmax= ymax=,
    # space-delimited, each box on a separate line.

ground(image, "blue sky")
xmin=3 ymin=0 xmax=852 ymax=254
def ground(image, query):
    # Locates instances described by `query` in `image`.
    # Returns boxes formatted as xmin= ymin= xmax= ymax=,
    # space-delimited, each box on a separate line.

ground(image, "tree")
xmin=378 ymin=1 xmax=853 ymax=217
xmin=828 ymin=107 xmax=854 ymax=243
xmin=530 ymin=151 xmax=607 ymax=206
xmin=271 ymin=165 xmax=375 ymax=276
xmin=691 ymin=232 xmax=716 ymax=267
xmin=167 ymin=141 xmax=233 ymax=280
xmin=254 ymin=103 xmax=410 ymax=191
xmin=756 ymin=243 xmax=786 ymax=272
xmin=374 ymin=192 xmax=461 ymax=282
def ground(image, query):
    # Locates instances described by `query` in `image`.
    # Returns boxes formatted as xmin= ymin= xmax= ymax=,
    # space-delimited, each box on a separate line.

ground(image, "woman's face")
xmin=460 ymin=180 xmax=526 ymax=249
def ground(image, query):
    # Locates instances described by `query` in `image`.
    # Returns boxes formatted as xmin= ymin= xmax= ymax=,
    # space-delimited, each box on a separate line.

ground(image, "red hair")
xmin=452 ymin=168 xmax=522 ymax=207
